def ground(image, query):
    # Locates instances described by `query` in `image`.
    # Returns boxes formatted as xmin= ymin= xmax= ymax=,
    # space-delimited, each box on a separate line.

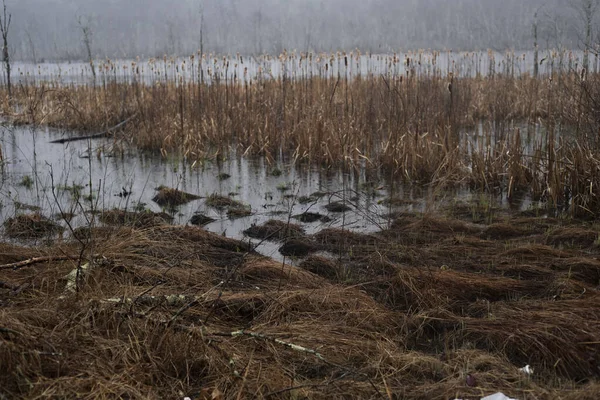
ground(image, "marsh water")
xmin=10 ymin=49 xmax=593 ymax=87
xmin=0 ymin=123 xmax=539 ymax=261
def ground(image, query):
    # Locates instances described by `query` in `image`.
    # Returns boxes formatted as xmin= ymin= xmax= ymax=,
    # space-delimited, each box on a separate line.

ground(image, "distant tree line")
xmin=4 ymin=0 xmax=600 ymax=61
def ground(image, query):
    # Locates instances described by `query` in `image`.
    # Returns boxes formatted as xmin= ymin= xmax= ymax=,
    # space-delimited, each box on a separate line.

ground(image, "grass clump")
xmin=189 ymin=213 xmax=216 ymax=226
xmin=205 ymin=193 xmax=244 ymax=210
xmin=324 ymin=201 xmax=352 ymax=213
xmin=243 ymin=219 xmax=305 ymax=241
xmin=3 ymin=213 xmax=64 ymax=238
xmin=19 ymin=175 xmax=34 ymax=189
xmin=152 ymin=186 xmax=202 ymax=207
xmin=99 ymin=209 xmax=173 ymax=228
xmin=205 ymin=193 xmax=252 ymax=220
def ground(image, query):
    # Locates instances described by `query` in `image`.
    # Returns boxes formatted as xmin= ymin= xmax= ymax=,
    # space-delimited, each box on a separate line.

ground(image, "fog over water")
xmin=5 ymin=0 xmax=598 ymax=61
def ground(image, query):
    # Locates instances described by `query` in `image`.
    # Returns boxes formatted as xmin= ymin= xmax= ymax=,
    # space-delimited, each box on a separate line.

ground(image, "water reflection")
xmin=0 ymin=124 xmax=542 ymax=261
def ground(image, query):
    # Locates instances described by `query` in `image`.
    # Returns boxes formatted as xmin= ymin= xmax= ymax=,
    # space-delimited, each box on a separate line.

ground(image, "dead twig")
xmin=213 ymin=329 xmax=326 ymax=360
xmin=0 ymin=255 xmax=79 ymax=270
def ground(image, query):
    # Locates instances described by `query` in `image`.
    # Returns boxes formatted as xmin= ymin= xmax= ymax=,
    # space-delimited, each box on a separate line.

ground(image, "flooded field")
xmin=3 ymin=49 xmax=600 ymax=400
xmin=2 ymin=172 xmax=600 ymax=398
xmin=0 ymin=124 xmax=541 ymax=262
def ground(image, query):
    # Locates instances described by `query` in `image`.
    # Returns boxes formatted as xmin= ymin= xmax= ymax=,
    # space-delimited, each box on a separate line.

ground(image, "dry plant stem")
xmin=235 ymin=350 xmax=254 ymax=400
xmin=48 ymin=164 xmax=95 ymax=293
xmin=129 ymin=279 xmax=165 ymax=314
xmin=214 ymin=329 xmax=326 ymax=360
xmin=13 ymin=68 xmax=600 ymax=218
xmin=0 ymin=255 xmax=79 ymax=270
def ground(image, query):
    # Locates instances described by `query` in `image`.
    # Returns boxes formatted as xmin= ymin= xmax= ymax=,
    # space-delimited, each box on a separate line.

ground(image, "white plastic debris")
xmin=519 ymin=364 xmax=534 ymax=375
xmin=481 ymin=393 xmax=518 ymax=400
xmin=60 ymin=262 xmax=93 ymax=297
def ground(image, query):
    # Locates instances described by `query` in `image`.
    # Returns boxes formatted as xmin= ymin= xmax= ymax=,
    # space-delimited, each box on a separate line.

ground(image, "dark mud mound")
xmin=279 ymin=238 xmax=320 ymax=257
xmin=483 ymin=223 xmax=531 ymax=240
xmin=546 ymin=227 xmax=599 ymax=248
xmin=205 ymin=194 xmax=244 ymax=210
xmin=99 ymin=209 xmax=173 ymax=228
xmin=190 ymin=213 xmax=216 ymax=226
xmin=3 ymin=213 xmax=64 ymax=239
xmin=314 ymin=228 xmax=378 ymax=248
xmin=292 ymin=212 xmax=331 ymax=223
xmin=206 ymin=194 xmax=252 ymax=219
xmin=152 ymin=186 xmax=202 ymax=207
xmin=72 ymin=226 xmax=123 ymax=241
xmin=226 ymin=205 xmax=252 ymax=219
xmin=324 ymin=201 xmax=352 ymax=212
xmin=243 ymin=219 xmax=305 ymax=241
xmin=298 ymin=255 xmax=341 ymax=280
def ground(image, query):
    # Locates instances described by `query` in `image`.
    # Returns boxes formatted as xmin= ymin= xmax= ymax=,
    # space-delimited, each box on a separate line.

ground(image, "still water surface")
xmin=0 ymin=124 xmax=537 ymax=261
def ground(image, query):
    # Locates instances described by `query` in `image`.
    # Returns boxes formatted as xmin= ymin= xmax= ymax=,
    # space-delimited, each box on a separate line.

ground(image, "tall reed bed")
xmin=3 ymin=50 xmax=600 ymax=216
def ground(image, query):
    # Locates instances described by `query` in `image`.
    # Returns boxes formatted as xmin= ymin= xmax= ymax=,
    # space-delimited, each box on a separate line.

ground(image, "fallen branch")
xmin=213 ymin=330 xmax=325 ymax=360
xmin=106 ymin=294 xmax=199 ymax=308
xmin=49 ymin=113 xmax=137 ymax=144
xmin=0 ymin=255 xmax=77 ymax=270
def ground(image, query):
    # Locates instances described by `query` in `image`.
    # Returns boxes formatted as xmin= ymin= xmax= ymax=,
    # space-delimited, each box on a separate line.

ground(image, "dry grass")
xmin=3 ymin=213 xmax=65 ymax=239
xmin=3 ymin=50 xmax=600 ymax=398
xmin=243 ymin=219 xmax=305 ymax=241
xmin=6 ymin=53 xmax=600 ymax=216
xmin=151 ymin=186 xmax=202 ymax=207
xmin=1 ymin=209 xmax=600 ymax=398
xmin=99 ymin=209 xmax=173 ymax=228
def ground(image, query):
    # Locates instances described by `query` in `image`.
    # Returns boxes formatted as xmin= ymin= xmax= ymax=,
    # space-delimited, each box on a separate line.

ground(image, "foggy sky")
xmin=4 ymin=0 xmax=596 ymax=62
